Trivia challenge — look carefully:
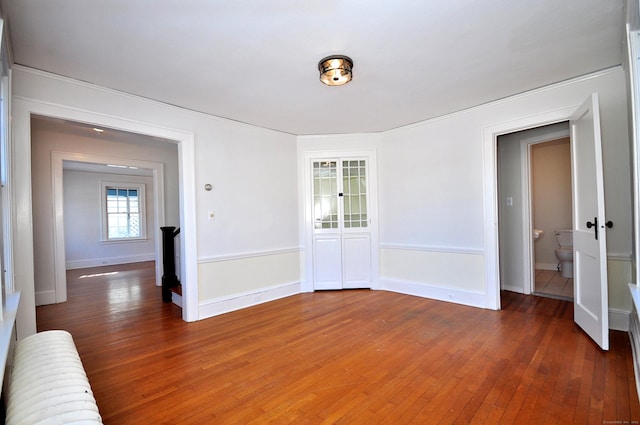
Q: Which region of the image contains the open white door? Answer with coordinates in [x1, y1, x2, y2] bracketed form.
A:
[570, 93, 609, 350]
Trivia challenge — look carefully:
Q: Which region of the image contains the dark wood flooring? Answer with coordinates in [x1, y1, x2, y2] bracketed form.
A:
[36, 262, 640, 424]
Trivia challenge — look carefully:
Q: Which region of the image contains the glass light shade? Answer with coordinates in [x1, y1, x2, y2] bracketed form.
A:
[318, 55, 353, 86]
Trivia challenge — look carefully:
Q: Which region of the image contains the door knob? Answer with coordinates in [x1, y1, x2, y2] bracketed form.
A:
[605, 220, 613, 228]
[586, 217, 598, 240]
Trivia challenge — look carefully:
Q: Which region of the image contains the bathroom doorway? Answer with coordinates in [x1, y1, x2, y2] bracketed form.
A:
[530, 137, 573, 300]
[497, 122, 573, 300]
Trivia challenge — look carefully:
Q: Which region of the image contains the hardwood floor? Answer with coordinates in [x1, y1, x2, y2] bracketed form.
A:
[37, 262, 640, 424]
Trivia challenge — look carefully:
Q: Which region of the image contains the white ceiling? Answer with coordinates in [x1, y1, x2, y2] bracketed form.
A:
[63, 160, 153, 177]
[0, 0, 625, 135]
[32, 115, 165, 176]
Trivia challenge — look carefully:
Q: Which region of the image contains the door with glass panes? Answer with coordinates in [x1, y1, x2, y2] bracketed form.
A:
[312, 159, 371, 290]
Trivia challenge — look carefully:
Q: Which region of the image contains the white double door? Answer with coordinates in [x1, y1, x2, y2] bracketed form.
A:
[311, 158, 373, 290]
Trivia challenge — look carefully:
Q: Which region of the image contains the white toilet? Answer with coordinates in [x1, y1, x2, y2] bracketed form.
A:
[554, 229, 573, 278]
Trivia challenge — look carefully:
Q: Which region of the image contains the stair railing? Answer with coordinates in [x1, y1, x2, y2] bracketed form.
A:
[160, 226, 180, 303]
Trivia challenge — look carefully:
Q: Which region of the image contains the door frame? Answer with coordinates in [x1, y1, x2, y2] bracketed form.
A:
[302, 150, 379, 292]
[519, 127, 570, 295]
[483, 106, 578, 310]
[12, 97, 198, 338]
[50, 151, 166, 303]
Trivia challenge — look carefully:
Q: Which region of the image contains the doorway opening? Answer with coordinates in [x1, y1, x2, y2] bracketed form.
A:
[497, 121, 572, 300]
[486, 94, 609, 349]
[30, 115, 181, 311]
[530, 137, 573, 300]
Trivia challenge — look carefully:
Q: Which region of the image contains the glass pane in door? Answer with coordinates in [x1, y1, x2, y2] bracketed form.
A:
[343, 160, 367, 228]
[313, 161, 338, 229]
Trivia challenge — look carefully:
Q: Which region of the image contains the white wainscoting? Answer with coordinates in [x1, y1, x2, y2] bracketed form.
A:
[501, 283, 525, 294]
[197, 247, 302, 320]
[535, 263, 559, 271]
[35, 290, 56, 306]
[379, 244, 486, 309]
[607, 255, 633, 331]
[381, 278, 486, 308]
[610, 308, 631, 331]
[198, 281, 301, 320]
[379, 243, 484, 256]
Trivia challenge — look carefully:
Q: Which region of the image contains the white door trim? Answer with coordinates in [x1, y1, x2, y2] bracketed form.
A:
[12, 97, 198, 337]
[51, 151, 166, 303]
[302, 150, 379, 292]
[483, 106, 578, 310]
[629, 30, 640, 280]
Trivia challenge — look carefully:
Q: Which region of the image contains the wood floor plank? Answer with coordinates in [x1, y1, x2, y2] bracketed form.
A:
[35, 262, 640, 424]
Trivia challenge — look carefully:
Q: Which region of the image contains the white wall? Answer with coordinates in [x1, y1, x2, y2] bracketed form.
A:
[63, 170, 155, 269]
[196, 120, 302, 307]
[497, 134, 524, 292]
[12, 67, 300, 337]
[9, 64, 633, 338]
[299, 67, 633, 315]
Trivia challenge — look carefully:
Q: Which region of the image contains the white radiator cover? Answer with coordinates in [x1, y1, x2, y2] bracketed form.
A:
[630, 305, 640, 402]
[5, 330, 102, 424]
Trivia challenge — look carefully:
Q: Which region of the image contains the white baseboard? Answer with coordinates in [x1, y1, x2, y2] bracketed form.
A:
[172, 292, 182, 308]
[199, 282, 301, 320]
[501, 284, 524, 294]
[609, 308, 630, 331]
[535, 263, 559, 271]
[66, 253, 155, 270]
[380, 278, 486, 309]
[35, 290, 56, 306]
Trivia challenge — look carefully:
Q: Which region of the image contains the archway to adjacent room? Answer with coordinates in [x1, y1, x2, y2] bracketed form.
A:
[12, 97, 198, 337]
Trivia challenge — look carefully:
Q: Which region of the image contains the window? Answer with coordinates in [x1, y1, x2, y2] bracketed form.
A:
[102, 182, 146, 241]
[342, 160, 367, 229]
[313, 161, 338, 229]
[312, 159, 368, 230]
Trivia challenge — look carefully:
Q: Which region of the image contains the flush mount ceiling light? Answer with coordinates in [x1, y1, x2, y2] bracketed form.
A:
[318, 55, 353, 86]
